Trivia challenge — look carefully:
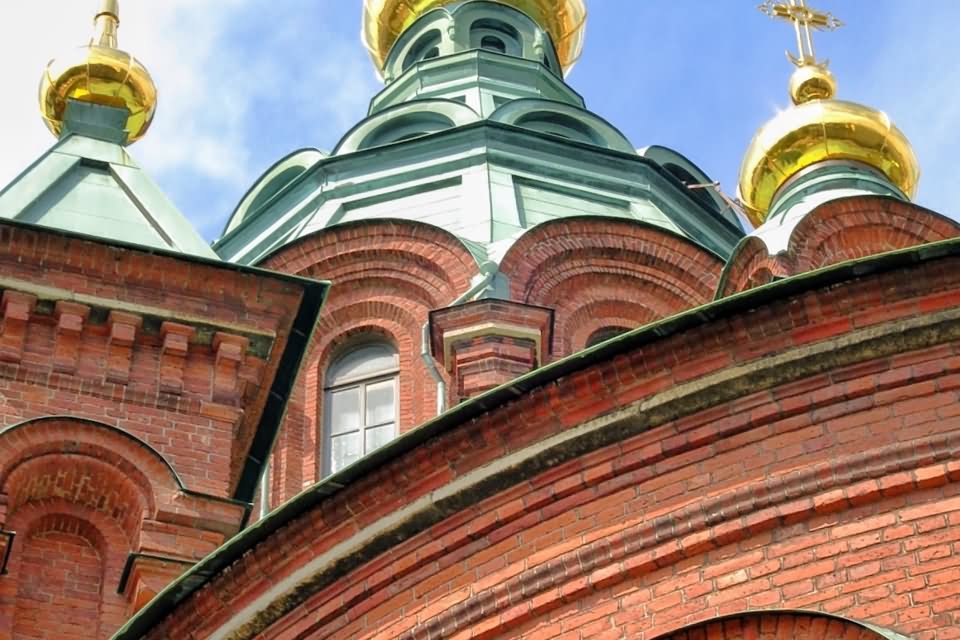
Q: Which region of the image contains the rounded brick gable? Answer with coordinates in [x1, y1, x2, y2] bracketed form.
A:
[720, 197, 960, 297]
[499, 218, 724, 357]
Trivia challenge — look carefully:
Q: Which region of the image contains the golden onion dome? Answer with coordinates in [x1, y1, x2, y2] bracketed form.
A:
[39, 0, 157, 145]
[738, 64, 919, 227]
[740, 0, 920, 228]
[362, 0, 587, 75]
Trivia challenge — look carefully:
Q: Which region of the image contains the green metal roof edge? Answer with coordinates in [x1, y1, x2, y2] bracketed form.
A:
[112, 235, 959, 640]
[0, 216, 329, 505]
[220, 147, 328, 238]
[0, 135, 77, 202]
[213, 120, 744, 251]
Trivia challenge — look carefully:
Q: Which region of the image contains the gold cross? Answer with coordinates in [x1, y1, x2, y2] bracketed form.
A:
[759, 0, 843, 67]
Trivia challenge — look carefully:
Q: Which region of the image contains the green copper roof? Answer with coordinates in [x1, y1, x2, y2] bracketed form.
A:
[0, 102, 217, 259]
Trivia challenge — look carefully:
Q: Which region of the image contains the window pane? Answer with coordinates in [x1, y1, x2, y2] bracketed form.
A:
[365, 379, 395, 426]
[330, 432, 362, 473]
[328, 344, 397, 385]
[365, 424, 395, 454]
[329, 388, 360, 435]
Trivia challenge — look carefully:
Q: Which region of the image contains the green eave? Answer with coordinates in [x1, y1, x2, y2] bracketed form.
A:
[113, 235, 960, 640]
[214, 121, 744, 264]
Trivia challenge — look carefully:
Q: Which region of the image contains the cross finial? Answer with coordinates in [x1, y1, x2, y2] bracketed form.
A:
[94, 0, 120, 49]
[759, 0, 843, 67]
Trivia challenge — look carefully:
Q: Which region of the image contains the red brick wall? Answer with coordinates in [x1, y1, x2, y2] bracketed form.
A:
[260, 221, 479, 502]
[12, 517, 104, 640]
[721, 196, 960, 296]
[145, 241, 960, 640]
[656, 611, 884, 640]
[259, 218, 727, 505]
[498, 218, 723, 356]
[0, 222, 308, 638]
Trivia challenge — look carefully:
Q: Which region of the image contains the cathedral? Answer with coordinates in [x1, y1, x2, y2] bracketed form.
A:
[0, 0, 958, 638]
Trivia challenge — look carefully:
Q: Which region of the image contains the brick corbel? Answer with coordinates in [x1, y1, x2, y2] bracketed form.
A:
[107, 311, 143, 384]
[212, 332, 249, 403]
[53, 301, 91, 373]
[0, 290, 37, 363]
[119, 552, 195, 615]
[159, 322, 195, 394]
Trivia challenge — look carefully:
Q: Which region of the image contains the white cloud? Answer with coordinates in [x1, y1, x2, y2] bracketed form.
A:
[1, 1, 248, 186]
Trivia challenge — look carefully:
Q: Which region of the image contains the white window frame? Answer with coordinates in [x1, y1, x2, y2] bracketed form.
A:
[322, 343, 400, 476]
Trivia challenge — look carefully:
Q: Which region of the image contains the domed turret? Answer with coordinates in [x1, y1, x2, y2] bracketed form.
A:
[362, 0, 586, 77]
[39, 0, 157, 145]
[738, 0, 919, 227]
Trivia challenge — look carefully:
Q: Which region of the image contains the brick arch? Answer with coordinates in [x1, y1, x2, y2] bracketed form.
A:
[259, 219, 479, 300]
[3, 455, 148, 543]
[718, 236, 794, 298]
[260, 221, 477, 504]
[652, 611, 899, 640]
[270, 303, 440, 501]
[789, 197, 960, 273]
[565, 300, 656, 354]
[0, 417, 184, 524]
[499, 218, 723, 354]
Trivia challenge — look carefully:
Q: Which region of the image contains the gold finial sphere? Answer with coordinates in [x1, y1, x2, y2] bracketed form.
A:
[788, 64, 836, 104]
[38, 1, 157, 144]
[362, 0, 587, 76]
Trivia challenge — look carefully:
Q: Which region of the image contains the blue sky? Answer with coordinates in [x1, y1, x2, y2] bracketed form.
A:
[2, 1, 959, 241]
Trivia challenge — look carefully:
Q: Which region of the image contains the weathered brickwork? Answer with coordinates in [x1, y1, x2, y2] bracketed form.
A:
[655, 611, 890, 640]
[260, 220, 479, 502]
[140, 234, 960, 640]
[498, 218, 723, 356]
[262, 217, 727, 505]
[720, 197, 960, 296]
[0, 222, 320, 638]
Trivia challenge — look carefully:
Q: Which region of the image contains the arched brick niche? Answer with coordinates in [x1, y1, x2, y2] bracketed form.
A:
[499, 218, 724, 356]
[652, 611, 900, 640]
[5, 506, 129, 640]
[0, 417, 237, 636]
[134, 240, 960, 640]
[720, 197, 960, 297]
[259, 220, 480, 499]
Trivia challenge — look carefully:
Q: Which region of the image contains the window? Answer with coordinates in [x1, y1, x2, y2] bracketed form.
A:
[586, 327, 630, 348]
[402, 29, 442, 71]
[480, 35, 507, 53]
[324, 342, 399, 474]
[470, 19, 521, 56]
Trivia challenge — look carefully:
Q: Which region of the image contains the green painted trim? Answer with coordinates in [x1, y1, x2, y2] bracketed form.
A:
[214, 121, 744, 260]
[112, 235, 960, 640]
[117, 553, 196, 595]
